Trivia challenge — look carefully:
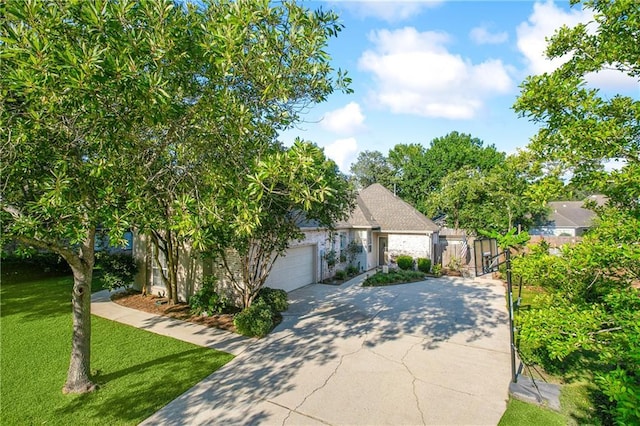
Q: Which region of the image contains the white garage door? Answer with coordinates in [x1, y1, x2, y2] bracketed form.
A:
[265, 245, 315, 292]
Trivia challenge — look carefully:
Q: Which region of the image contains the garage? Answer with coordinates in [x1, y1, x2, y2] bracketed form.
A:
[264, 245, 316, 292]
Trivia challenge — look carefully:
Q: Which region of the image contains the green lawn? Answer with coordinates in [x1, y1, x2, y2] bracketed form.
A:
[0, 271, 233, 425]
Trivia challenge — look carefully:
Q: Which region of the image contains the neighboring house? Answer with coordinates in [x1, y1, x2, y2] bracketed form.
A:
[530, 195, 604, 237]
[132, 183, 439, 301]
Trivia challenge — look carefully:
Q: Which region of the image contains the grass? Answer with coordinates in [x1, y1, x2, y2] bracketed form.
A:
[0, 268, 234, 425]
[499, 380, 601, 426]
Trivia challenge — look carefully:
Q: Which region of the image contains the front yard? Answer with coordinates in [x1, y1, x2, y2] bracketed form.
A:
[0, 270, 233, 425]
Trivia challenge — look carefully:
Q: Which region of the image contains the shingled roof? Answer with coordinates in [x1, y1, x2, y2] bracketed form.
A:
[345, 184, 439, 233]
[545, 201, 597, 228]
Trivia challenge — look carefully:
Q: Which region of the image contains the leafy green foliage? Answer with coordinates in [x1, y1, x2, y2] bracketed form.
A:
[513, 208, 640, 424]
[417, 258, 431, 273]
[256, 287, 288, 313]
[362, 270, 425, 287]
[189, 276, 230, 316]
[97, 253, 138, 292]
[349, 150, 395, 190]
[233, 299, 275, 338]
[514, 0, 640, 214]
[334, 270, 347, 280]
[396, 255, 414, 270]
[425, 152, 549, 234]
[205, 141, 355, 308]
[346, 265, 359, 276]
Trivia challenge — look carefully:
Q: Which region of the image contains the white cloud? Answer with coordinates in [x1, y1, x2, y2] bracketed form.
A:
[321, 102, 365, 134]
[324, 138, 358, 173]
[469, 25, 508, 45]
[516, 1, 638, 90]
[340, 1, 442, 23]
[358, 27, 513, 119]
[516, 1, 591, 75]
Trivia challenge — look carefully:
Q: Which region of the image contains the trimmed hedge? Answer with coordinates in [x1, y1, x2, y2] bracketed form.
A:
[396, 255, 414, 270]
[256, 287, 288, 312]
[233, 299, 274, 337]
[417, 258, 432, 273]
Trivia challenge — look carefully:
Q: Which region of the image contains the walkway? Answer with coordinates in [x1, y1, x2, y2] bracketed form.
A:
[93, 274, 511, 425]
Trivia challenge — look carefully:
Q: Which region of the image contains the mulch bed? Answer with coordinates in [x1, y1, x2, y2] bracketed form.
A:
[111, 290, 238, 333]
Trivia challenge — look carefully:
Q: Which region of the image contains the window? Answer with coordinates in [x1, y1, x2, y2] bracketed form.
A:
[339, 232, 347, 250]
[152, 244, 167, 288]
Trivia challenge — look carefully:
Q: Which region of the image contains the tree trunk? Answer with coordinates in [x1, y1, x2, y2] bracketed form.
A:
[62, 230, 97, 394]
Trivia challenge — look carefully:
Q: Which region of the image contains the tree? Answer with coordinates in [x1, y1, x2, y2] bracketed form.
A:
[387, 143, 426, 205]
[513, 0, 639, 213]
[349, 150, 394, 190]
[421, 131, 505, 194]
[512, 1, 640, 421]
[131, 0, 351, 304]
[202, 141, 354, 308]
[423, 152, 549, 234]
[1, 0, 193, 393]
[1, 0, 350, 393]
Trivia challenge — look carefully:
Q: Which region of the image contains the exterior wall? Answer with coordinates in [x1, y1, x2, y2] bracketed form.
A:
[387, 233, 432, 260]
[134, 229, 333, 302]
[131, 231, 206, 302]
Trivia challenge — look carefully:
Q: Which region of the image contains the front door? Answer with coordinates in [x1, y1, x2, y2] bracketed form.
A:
[378, 236, 388, 266]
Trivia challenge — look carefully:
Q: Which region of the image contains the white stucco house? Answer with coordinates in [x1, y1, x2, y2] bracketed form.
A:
[133, 183, 440, 300]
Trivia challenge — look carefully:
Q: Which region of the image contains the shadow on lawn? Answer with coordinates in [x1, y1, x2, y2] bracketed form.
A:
[0, 275, 74, 320]
[142, 275, 509, 425]
[56, 348, 231, 424]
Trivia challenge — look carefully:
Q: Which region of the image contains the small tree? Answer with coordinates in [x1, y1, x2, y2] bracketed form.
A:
[204, 142, 355, 308]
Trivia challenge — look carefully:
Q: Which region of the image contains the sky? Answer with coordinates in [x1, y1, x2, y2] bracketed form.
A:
[279, 0, 639, 173]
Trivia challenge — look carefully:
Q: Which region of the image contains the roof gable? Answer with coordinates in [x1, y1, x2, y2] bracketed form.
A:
[346, 184, 439, 232]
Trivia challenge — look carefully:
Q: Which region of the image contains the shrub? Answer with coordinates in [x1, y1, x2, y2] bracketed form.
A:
[98, 253, 138, 291]
[447, 256, 462, 272]
[346, 265, 359, 276]
[334, 269, 346, 280]
[362, 270, 425, 287]
[233, 299, 274, 337]
[396, 255, 413, 270]
[189, 276, 229, 315]
[432, 264, 442, 277]
[256, 287, 288, 312]
[417, 258, 431, 273]
[339, 253, 347, 263]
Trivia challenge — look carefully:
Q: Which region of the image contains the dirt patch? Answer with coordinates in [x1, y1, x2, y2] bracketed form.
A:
[111, 290, 238, 333]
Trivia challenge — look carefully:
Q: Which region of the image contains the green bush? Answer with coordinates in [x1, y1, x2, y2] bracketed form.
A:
[189, 276, 229, 315]
[98, 253, 138, 291]
[334, 269, 346, 280]
[432, 264, 442, 277]
[362, 270, 425, 287]
[396, 255, 414, 270]
[346, 265, 359, 276]
[256, 287, 288, 312]
[417, 258, 431, 273]
[233, 299, 274, 337]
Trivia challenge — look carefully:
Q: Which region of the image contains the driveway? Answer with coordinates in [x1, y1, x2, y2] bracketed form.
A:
[142, 275, 511, 425]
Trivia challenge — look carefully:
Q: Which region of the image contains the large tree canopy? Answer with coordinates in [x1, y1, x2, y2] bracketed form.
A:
[512, 1, 639, 422]
[514, 0, 639, 213]
[1, 0, 350, 393]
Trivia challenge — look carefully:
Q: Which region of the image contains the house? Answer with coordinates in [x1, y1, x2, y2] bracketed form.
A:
[132, 183, 439, 301]
[529, 195, 604, 237]
[338, 183, 439, 270]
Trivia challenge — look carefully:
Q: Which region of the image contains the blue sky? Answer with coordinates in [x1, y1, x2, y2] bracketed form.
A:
[280, 0, 639, 172]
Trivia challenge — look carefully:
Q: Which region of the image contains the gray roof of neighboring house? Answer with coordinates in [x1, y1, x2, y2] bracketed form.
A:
[344, 183, 439, 232]
[544, 200, 598, 229]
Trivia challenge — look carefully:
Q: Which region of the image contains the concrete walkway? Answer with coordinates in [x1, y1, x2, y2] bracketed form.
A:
[93, 274, 511, 425]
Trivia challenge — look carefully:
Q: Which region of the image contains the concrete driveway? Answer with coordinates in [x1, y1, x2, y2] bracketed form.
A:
[142, 275, 511, 425]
